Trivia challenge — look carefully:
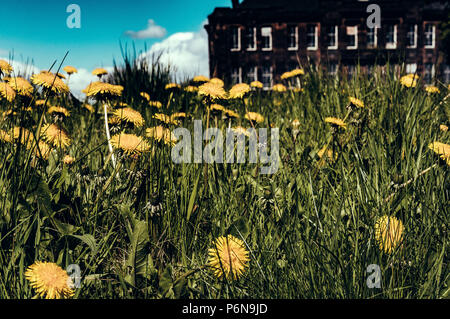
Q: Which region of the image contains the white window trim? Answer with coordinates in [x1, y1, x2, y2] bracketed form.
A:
[248, 66, 258, 82]
[386, 25, 397, 49]
[231, 67, 242, 84]
[261, 26, 273, 51]
[346, 26, 358, 50]
[424, 24, 435, 49]
[307, 25, 318, 51]
[262, 66, 273, 90]
[328, 25, 338, 50]
[246, 27, 257, 51]
[406, 63, 417, 74]
[424, 64, 435, 83]
[288, 26, 299, 51]
[367, 26, 378, 48]
[406, 24, 417, 49]
[230, 27, 241, 52]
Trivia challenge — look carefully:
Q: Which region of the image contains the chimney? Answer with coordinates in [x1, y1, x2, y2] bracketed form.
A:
[232, 0, 239, 9]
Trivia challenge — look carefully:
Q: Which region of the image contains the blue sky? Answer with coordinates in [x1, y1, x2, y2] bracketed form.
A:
[0, 0, 230, 71]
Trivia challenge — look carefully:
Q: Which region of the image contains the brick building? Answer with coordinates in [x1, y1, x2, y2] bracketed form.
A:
[205, 0, 450, 88]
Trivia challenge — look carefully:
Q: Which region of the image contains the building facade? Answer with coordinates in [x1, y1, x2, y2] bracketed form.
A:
[205, 0, 449, 88]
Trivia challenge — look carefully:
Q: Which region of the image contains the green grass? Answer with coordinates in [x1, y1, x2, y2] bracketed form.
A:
[0, 57, 448, 299]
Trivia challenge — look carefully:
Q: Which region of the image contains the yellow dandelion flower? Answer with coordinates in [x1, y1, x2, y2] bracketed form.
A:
[0, 129, 12, 143]
[425, 86, 440, 94]
[209, 78, 225, 87]
[171, 112, 186, 119]
[83, 103, 95, 113]
[440, 124, 448, 132]
[428, 141, 450, 165]
[25, 261, 74, 299]
[13, 127, 32, 145]
[41, 124, 71, 148]
[272, 83, 287, 92]
[110, 133, 150, 156]
[244, 112, 264, 123]
[208, 234, 250, 280]
[63, 155, 75, 165]
[184, 85, 198, 92]
[153, 113, 180, 125]
[0, 59, 13, 75]
[146, 126, 178, 146]
[400, 74, 418, 88]
[92, 68, 108, 76]
[317, 145, 338, 162]
[250, 81, 263, 89]
[281, 71, 293, 80]
[56, 73, 66, 79]
[113, 107, 145, 127]
[165, 83, 181, 90]
[31, 72, 69, 94]
[149, 100, 163, 108]
[290, 68, 305, 77]
[223, 108, 239, 119]
[198, 82, 227, 100]
[0, 82, 16, 102]
[140, 92, 151, 101]
[210, 103, 226, 113]
[82, 81, 123, 98]
[35, 99, 47, 106]
[48, 106, 70, 117]
[7, 77, 34, 96]
[349, 97, 364, 108]
[33, 141, 52, 160]
[63, 66, 78, 75]
[229, 83, 251, 99]
[193, 75, 209, 83]
[231, 126, 251, 137]
[324, 117, 346, 129]
[374, 215, 404, 254]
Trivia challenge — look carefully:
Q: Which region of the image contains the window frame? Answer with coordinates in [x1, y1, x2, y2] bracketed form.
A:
[261, 65, 273, 90]
[406, 24, 417, 49]
[247, 66, 258, 83]
[246, 27, 257, 51]
[230, 26, 241, 51]
[306, 24, 318, 51]
[231, 67, 242, 84]
[346, 25, 358, 50]
[261, 26, 273, 51]
[367, 26, 378, 48]
[327, 25, 338, 50]
[287, 25, 299, 51]
[424, 23, 435, 49]
[385, 24, 397, 49]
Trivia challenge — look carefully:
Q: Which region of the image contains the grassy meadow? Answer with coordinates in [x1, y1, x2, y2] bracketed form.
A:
[0, 55, 448, 299]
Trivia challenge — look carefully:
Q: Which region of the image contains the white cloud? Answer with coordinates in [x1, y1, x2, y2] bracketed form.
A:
[125, 19, 167, 39]
[139, 23, 209, 81]
[0, 57, 40, 77]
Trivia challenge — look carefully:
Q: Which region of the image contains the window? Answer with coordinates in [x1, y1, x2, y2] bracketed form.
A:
[262, 66, 273, 89]
[385, 24, 397, 49]
[231, 67, 242, 84]
[327, 26, 338, 49]
[367, 26, 377, 48]
[288, 26, 298, 50]
[306, 24, 318, 50]
[424, 23, 435, 48]
[246, 66, 257, 83]
[424, 63, 434, 84]
[346, 26, 358, 49]
[230, 26, 241, 51]
[261, 27, 272, 51]
[246, 27, 256, 51]
[406, 24, 417, 48]
[443, 65, 450, 83]
[406, 63, 417, 74]
[328, 63, 338, 76]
